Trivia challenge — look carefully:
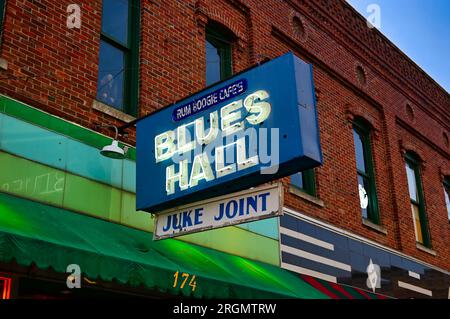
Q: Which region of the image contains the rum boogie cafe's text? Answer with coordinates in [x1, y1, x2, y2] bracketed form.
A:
[172, 79, 248, 122]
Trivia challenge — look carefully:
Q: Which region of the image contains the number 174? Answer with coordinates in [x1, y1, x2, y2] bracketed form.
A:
[173, 271, 197, 292]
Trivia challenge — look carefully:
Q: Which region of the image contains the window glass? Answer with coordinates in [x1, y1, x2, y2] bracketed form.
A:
[96, 40, 125, 110]
[96, 0, 139, 115]
[101, 0, 129, 45]
[404, 154, 430, 247]
[353, 129, 366, 173]
[444, 182, 450, 220]
[292, 172, 304, 189]
[0, 0, 5, 30]
[206, 39, 221, 86]
[405, 162, 418, 202]
[358, 174, 369, 219]
[411, 203, 423, 243]
[291, 169, 316, 196]
[352, 123, 379, 223]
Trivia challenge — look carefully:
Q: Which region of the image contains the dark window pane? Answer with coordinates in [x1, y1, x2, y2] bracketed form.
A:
[358, 174, 369, 219]
[353, 129, 366, 173]
[102, 0, 129, 45]
[97, 40, 125, 110]
[0, 0, 5, 28]
[405, 161, 418, 202]
[206, 39, 221, 86]
[292, 172, 304, 189]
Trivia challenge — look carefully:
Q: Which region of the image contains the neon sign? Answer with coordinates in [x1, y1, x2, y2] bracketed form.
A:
[155, 90, 271, 195]
[137, 52, 322, 213]
[0, 276, 12, 299]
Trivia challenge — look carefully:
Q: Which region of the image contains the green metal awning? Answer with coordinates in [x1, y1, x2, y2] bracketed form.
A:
[0, 192, 327, 299]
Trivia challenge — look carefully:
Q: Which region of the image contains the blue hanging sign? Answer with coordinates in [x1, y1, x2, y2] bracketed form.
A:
[136, 52, 322, 213]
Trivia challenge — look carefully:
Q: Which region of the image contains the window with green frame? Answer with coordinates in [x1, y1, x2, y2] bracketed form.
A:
[444, 177, 450, 222]
[291, 169, 316, 196]
[205, 22, 233, 86]
[352, 119, 380, 224]
[404, 152, 430, 247]
[0, 0, 5, 31]
[96, 0, 140, 116]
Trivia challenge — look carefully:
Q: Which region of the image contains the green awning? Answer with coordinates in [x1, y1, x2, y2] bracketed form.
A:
[0, 192, 327, 299]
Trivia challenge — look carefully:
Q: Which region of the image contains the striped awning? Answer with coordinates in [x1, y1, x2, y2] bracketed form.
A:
[300, 274, 387, 299]
[0, 191, 328, 299]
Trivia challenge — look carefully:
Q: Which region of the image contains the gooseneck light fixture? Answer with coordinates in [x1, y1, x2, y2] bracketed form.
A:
[97, 125, 128, 159]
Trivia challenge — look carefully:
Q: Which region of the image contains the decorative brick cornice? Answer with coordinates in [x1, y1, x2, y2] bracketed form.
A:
[321, 1, 448, 106]
[271, 26, 383, 113]
[285, 0, 449, 128]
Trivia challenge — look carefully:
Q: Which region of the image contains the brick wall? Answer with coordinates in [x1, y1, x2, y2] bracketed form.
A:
[0, 0, 449, 270]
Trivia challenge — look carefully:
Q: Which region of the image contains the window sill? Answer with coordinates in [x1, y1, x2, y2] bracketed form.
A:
[288, 186, 325, 208]
[92, 100, 136, 123]
[416, 243, 436, 256]
[0, 58, 8, 70]
[362, 218, 387, 235]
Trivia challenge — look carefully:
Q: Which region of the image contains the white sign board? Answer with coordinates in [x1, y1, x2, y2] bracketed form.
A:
[153, 183, 283, 240]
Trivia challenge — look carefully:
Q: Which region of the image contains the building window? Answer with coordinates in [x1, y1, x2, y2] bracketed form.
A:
[404, 152, 430, 247]
[444, 177, 450, 221]
[0, 0, 5, 30]
[96, 0, 140, 116]
[291, 169, 316, 196]
[205, 23, 233, 86]
[352, 120, 379, 224]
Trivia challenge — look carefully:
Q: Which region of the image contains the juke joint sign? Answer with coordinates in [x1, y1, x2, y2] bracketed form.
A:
[136, 52, 323, 213]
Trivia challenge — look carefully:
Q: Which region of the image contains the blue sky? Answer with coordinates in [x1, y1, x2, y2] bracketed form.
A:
[347, 0, 450, 93]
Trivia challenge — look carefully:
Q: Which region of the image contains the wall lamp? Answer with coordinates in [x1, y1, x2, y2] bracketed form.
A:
[96, 125, 128, 159]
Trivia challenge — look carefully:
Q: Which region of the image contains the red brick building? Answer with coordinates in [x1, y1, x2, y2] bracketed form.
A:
[0, 0, 449, 299]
